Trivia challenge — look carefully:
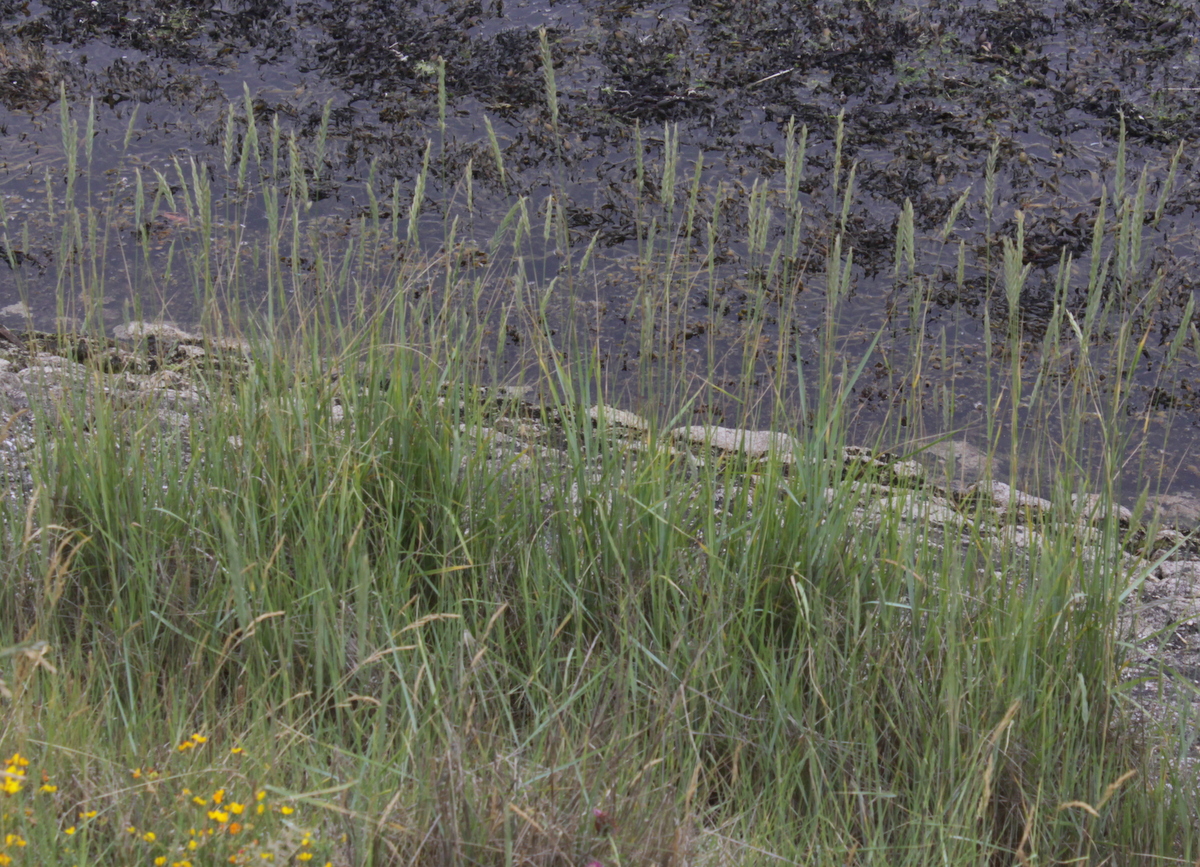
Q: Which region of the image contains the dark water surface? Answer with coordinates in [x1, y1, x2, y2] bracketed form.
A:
[2, 0, 1200, 502]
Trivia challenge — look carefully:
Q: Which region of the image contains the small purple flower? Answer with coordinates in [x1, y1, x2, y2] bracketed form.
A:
[592, 808, 615, 833]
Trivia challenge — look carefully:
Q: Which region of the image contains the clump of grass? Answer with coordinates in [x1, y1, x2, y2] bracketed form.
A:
[0, 83, 1197, 867]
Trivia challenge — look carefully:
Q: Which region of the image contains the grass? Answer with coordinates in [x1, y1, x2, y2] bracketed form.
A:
[0, 84, 1198, 866]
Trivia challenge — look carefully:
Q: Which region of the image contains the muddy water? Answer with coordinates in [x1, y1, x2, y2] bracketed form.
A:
[1, 0, 1200, 505]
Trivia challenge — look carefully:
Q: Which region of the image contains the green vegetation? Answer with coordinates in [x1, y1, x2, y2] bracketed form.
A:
[0, 84, 1197, 866]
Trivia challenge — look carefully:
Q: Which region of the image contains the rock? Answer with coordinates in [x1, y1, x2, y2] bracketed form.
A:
[861, 492, 972, 530]
[486, 385, 536, 400]
[1143, 561, 1200, 625]
[203, 335, 253, 355]
[114, 321, 196, 342]
[669, 425, 798, 462]
[175, 344, 207, 360]
[923, 439, 992, 487]
[992, 524, 1049, 551]
[511, 421, 547, 439]
[0, 371, 28, 409]
[1072, 493, 1134, 527]
[588, 404, 650, 431]
[1155, 560, 1200, 583]
[967, 480, 1053, 519]
[1150, 528, 1189, 556]
[886, 459, 926, 486]
[840, 447, 927, 489]
[17, 354, 89, 385]
[1147, 492, 1200, 531]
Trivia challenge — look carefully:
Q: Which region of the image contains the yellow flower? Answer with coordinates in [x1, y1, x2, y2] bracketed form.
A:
[208, 810, 230, 823]
[230, 747, 244, 755]
[256, 803, 265, 815]
[126, 826, 138, 835]
[143, 831, 157, 842]
[229, 802, 245, 815]
[64, 826, 76, 835]
[212, 789, 225, 804]
[258, 854, 274, 862]
[154, 858, 167, 866]
[0, 852, 11, 866]
[191, 734, 207, 745]
[5, 755, 28, 768]
[192, 796, 208, 806]
[279, 806, 294, 815]
[79, 810, 97, 819]
[187, 839, 199, 850]
[177, 741, 195, 752]
[297, 855, 313, 863]
[131, 768, 143, 779]
[39, 784, 58, 793]
[0, 758, 23, 792]
[4, 834, 26, 847]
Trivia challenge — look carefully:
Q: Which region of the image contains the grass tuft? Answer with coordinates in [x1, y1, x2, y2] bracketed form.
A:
[0, 94, 1197, 866]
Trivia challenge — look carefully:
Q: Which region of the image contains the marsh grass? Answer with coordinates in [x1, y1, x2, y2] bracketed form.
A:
[0, 88, 1197, 867]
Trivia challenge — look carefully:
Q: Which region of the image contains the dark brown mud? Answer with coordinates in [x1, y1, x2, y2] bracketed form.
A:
[1, 0, 1199, 501]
